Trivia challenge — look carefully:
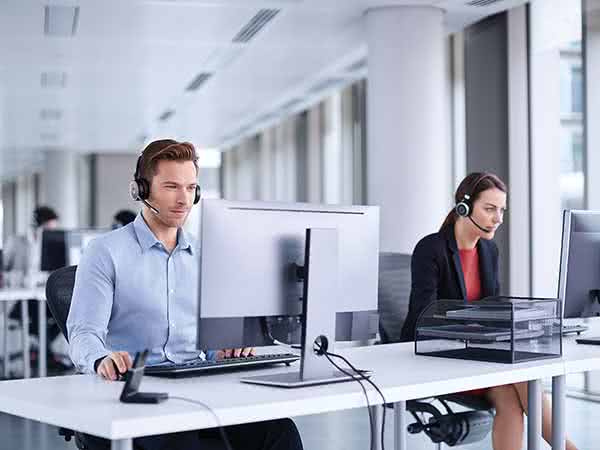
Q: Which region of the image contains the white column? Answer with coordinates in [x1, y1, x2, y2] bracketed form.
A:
[529, 0, 570, 297]
[43, 150, 78, 228]
[306, 105, 323, 203]
[507, 6, 532, 296]
[365, 6, 450, 253]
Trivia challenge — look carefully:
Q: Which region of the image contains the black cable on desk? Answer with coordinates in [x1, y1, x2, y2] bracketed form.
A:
[320, 351, 375, 450]
[324, 350, 388, 450]
[169, 396, 234, 450]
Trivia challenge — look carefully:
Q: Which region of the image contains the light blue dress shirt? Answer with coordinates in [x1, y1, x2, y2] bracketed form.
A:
[67, 213, 205, 374]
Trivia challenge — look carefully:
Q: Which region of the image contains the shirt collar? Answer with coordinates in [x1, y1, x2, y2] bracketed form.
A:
[133, 213, 194, 254]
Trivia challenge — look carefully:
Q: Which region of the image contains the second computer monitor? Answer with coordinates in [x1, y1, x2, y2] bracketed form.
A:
[197, 199, 380, 349]
[558, 210, 600, 318]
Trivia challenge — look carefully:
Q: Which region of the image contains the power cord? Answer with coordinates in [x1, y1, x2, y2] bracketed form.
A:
[315, 340, 387, 450]
[325, 350, 388, 450]
[169, 396, 234, 450]
[320, 350, 375, 450]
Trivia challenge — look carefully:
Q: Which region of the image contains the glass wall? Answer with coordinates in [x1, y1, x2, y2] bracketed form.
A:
[220, 80, 367, 205]
[560, 38, 584, 209]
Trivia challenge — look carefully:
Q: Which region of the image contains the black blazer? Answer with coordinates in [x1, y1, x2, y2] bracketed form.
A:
[399, 224, 500, 342]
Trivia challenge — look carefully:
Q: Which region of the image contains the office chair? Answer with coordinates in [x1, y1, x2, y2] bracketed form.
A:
[378, 253, 494, 448]
[44, 265, 81, 447]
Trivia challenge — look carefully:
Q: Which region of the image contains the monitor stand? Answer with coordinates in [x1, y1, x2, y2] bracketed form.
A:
[242, 228, 370, 388]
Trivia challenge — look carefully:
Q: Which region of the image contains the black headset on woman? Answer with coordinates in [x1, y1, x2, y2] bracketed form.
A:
[454, 173, 493, 233]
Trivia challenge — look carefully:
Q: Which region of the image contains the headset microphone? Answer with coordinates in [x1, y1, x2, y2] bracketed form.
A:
[468, 216, 493, 233]
[141, 199, 160, 215]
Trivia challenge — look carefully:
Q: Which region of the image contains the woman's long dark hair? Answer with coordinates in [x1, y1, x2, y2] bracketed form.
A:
[441, 172, 507, 230]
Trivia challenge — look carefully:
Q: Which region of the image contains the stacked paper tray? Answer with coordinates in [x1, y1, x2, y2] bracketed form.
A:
[444, 306, 554, 322]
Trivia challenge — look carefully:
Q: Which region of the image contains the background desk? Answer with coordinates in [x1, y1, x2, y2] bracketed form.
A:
[0, 287, 47, 379]
[0, 342, 570, 450]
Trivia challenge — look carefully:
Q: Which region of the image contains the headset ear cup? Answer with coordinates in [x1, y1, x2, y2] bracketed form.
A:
[137, 178, 150, 200]
[194, 185, 201, 204]
[455, 201, 470, 217]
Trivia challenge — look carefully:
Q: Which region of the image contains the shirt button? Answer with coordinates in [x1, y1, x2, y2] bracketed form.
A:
[169, 289, 174, 294]
[171, 322, 176, 328]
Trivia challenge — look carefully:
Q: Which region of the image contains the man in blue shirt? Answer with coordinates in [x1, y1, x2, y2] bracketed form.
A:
[67, 139, 303, 450]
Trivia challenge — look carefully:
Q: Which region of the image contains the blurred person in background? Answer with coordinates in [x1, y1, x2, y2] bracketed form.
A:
[4, 206, 72, 373]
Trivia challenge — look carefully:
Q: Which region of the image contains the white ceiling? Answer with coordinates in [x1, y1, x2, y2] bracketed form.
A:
[0, 0, 529, 178]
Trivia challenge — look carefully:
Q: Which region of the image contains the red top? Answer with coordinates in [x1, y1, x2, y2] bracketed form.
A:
[458, 246, 488, 397]
[459, 247, 482, 302]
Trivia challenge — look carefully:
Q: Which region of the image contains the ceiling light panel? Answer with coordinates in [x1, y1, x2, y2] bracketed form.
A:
[466, 0, 504, 6]
[232, 9, 280, 43]
[44, 5, 80, 37]
[159, 110, 175, 121]
[41, 71, 67, 88]
[40, 109, 62, 120]
[186, 72, 213, 92]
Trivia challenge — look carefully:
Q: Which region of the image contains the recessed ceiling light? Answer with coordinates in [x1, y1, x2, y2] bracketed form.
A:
[40, 132, 59, 141]
[40, 109, 62, 120]
[41, 71, 67, 88]
[44, 5, 79, 37]
[159, 110, 175, 122]
[232, 9, 280, 43]
[185, 72, 213, 92]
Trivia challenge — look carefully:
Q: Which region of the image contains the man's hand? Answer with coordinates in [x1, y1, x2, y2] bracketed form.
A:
[217, 348, 256, 359]
[96, 351, 133, 381]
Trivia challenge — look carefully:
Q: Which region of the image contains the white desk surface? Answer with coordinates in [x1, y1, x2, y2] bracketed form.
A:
[0, 342, 567, 441]
[562, 338, 600, 373]
[0, 287, 45, 302]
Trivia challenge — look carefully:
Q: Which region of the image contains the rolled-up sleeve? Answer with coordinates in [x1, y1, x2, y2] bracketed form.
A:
[67, 239, 115, 374]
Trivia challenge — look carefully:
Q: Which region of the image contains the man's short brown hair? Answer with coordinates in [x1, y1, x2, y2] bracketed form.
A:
[139, 139, 199, 183]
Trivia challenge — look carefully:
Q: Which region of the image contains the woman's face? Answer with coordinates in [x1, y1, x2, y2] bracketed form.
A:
[470, 187, 507, 239]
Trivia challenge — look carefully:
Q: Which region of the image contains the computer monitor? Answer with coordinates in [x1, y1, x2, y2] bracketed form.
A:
[197, 199, 380, 387]
[41, 229, 107, 271]
[41, 230, 67, 271]
[558, 210, 600, 318]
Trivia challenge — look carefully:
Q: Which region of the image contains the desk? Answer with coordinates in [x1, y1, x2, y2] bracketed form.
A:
[0, 287, 47, 378]
[0, 342, 569, 450]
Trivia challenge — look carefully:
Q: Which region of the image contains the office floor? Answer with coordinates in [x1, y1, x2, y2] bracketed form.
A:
[0, 384, 597, 450]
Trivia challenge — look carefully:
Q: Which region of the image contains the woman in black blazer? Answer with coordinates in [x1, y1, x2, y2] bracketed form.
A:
[401, 172, 577, 450]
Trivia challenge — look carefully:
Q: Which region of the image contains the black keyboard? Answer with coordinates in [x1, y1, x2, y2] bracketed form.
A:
[144, 353, 300, 378]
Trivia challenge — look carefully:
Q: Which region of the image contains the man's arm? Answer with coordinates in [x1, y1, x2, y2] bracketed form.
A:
[66, 238, 116, 374]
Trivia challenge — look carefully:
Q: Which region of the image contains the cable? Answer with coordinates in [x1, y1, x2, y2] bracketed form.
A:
[320, 350, 375, 450]
[170, 396, 234, 450]
[325, 350, 388, 450]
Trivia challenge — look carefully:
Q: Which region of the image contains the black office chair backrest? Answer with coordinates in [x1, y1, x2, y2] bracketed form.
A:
[378, 252, 412, 344]
[45, 265, 77, 343]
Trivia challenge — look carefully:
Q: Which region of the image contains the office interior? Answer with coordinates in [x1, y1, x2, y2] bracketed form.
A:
[0, 0, 599, 449]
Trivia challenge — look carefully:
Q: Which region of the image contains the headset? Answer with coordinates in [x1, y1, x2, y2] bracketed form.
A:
[129, 152, 201, 215]
[454, 173, 493, 233]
